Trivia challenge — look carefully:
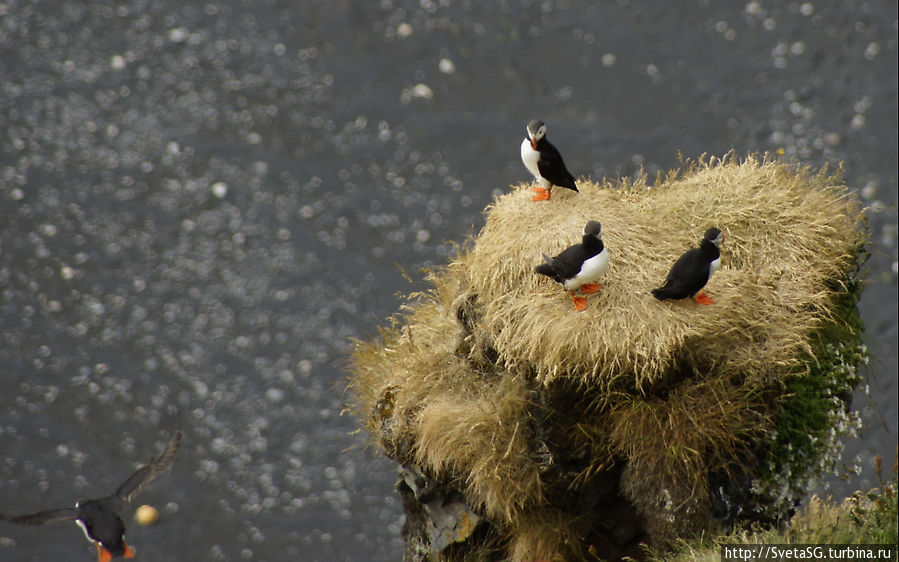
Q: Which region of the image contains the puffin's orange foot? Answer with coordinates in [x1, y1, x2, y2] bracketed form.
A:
[532, 187, 551, 201]
[571, 294, 588, 312]
[580, 283, 603, 294]
[694, 290, 715, 305]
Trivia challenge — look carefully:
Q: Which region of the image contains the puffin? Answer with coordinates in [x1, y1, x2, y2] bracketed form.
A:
[2, 430, 183, 562]
[520, 119, 579, 201]
[535, 220, 609, 311]
[651, 227, 724, 305]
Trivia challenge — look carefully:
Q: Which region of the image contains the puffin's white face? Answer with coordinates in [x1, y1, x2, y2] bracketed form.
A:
[526, 121, 546, 150]
[528, 123, 546, 142]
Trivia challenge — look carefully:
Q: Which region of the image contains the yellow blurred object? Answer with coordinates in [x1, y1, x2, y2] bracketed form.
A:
[134, 504, 159, 526]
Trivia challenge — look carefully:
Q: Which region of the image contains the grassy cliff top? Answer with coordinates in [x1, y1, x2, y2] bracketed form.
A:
[462, 154, 864, 389]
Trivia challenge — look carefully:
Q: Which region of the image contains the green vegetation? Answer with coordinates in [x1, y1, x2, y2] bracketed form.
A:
[751, 247, 868, 523]
[658, 452, 898, 561]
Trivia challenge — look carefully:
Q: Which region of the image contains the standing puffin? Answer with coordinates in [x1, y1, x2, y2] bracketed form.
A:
[2, 430, 183, 562]
[520, 119, 579, 201]
[536, 220, 609, 311]
[651, 227, 724, 305]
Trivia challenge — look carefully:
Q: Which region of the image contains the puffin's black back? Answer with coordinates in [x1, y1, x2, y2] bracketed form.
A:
[651, 240, 720, 300]
[77, 499, 128, 555]
[535, 138, 578, 191]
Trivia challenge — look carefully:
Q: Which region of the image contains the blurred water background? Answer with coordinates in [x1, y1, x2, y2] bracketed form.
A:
[1, 1, 896, 560]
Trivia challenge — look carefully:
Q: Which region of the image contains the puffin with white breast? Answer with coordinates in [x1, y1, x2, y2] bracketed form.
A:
[535, 220, 609, 311]
[1, 431, 183, 562]
[520, 119, 579, 201]
[651, 227, 724, 305]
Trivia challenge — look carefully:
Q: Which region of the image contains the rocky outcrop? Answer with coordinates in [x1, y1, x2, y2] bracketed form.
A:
[349, 155, 867, 560]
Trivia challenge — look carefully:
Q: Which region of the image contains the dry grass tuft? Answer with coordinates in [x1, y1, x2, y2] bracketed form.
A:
[610, 378, 770, 543]
[415, 371, 541, 521]
[506, 509, 585, 562]
[463, 154, 863, 389]
[348, 271, 543, 522]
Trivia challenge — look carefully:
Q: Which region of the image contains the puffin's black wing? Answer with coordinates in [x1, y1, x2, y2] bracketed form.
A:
[549, 244, 590, 280]
[3, 507, 79, 525]
[651, 248, 710, 300]
[536, 142, 578, 191]
[114, 430, 182, 504]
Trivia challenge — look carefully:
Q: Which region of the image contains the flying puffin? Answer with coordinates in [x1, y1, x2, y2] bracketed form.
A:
[651, 227, 724, 305]
[535, 220, 609, 311]
[520, 119, 579, 201]
[2, 430, 183, 562]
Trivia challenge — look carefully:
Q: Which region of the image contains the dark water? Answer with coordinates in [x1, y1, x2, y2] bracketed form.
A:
[1, 1, 895, 560]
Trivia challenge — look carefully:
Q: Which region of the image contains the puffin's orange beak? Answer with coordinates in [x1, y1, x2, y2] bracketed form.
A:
[530, 138, 537, 150]
[124, 542, 136, 558]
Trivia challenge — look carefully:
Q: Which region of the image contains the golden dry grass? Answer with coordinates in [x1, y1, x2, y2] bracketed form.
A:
[506, 509, 584, 562]
[415, 372, 541, 522]
[463, 154, 863, 390]
[349, 272, 543, 522]
[610, 377, 770, 542]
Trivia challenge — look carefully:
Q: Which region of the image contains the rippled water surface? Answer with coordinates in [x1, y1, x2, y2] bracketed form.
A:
[1, 1, 896, 560]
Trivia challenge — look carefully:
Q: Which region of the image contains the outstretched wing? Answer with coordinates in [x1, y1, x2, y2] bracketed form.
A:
[3, 507, 78, 525]
[114, 430, 183, 504]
